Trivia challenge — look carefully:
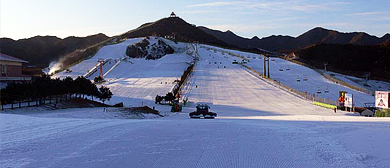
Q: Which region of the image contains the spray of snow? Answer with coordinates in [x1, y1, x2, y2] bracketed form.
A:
[48, 61, 62, 75]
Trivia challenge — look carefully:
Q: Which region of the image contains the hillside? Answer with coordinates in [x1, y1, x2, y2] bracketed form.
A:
[119, 17, 228, 47]
[200, 26, 389, 52]
[293, 42, 390, 81]
[0, 33, 109, 68]
[198, 26, 254, 48]
[47, 17, 230, 73]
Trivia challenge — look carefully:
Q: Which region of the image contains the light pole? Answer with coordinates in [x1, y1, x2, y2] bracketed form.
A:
[323, 62, 328, 71]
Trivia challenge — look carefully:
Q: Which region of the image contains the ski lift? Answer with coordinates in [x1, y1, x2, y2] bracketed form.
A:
[296, 77, 301, 82]
[317, 87, 322, 94]
[303, 77, 308, 81]
[286, 66, 290, 70]
[279, 68, 283, 71]
[324, 86, 329, 93]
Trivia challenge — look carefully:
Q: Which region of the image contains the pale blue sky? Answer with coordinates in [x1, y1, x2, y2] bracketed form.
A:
[1, 0, 389, 40]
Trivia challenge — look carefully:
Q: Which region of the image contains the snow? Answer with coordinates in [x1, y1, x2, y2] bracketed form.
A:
[54, 38, 143, 79]
[203, 46, 376, 107]
[54, 37, 193, 109]
[2, 39, 390, 168]
[102, 51, 192, 107]
[323, 71, 390, 92]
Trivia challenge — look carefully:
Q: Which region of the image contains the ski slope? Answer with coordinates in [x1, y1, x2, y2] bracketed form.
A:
[203, 46, 375, 107]
[103, 51, 192, 107]
[322, 71, 390, 92]
[54, 37, 193, 107]
[184, 47, 341, 117]
[2, 38, 390, 168]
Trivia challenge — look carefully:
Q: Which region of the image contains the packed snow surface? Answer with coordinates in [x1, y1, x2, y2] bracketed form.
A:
[204, 46, 376, 107]
[2, 40, 390, 168]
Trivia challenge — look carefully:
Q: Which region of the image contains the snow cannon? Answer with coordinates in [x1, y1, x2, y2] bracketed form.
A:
[189, 104, 217, 119]
[171, 100, 182, 112]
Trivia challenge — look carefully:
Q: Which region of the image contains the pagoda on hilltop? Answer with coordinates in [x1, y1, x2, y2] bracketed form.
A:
[170, 12, 177, 17]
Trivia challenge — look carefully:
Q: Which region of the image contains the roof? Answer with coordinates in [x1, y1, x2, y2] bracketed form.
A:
[0, 53, 28, 63]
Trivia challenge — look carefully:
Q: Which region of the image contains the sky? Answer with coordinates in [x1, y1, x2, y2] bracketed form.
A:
[1, 0, 389, 40]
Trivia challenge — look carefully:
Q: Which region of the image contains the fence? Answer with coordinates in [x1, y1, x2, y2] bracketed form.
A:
[242, 64, 338, 107]
[173, 64, 195, 98]
[173, 46, 199, 103]
[0, 94, 78, 110]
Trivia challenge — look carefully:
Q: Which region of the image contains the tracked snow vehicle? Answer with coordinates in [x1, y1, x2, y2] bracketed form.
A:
[189, 104, 217, 119]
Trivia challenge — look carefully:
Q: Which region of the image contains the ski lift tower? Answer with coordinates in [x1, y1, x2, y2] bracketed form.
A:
[98, 58, 104, 79]
[264, 56, 270, 78]
[194, 41, 200, 61]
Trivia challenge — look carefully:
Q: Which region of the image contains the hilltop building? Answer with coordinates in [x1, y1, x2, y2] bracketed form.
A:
[170, 12, 177, 17]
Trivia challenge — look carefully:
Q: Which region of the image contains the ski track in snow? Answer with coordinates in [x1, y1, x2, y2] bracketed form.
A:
[1, 40, 390, 168]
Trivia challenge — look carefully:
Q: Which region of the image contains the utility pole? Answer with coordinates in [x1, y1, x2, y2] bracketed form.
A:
[267, 58, 270, 78]
[98, 58, 104, 79]
[323, 62, 328, 71]
[264, 56, 267, 77]
[136, 44, 139, 58]
[364, 72, 370, 85]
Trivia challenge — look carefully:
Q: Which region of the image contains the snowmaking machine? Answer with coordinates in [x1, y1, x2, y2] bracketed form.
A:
[189, 104, 217, 119]
[171, 100, 182, 112]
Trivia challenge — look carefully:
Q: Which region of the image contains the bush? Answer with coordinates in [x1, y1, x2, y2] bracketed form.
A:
[94, 76, 104, 83]
[375, 109, 390, 117]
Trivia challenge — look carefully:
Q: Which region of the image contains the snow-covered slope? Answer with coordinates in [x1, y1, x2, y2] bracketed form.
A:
[323, 71, 390, 92]
[183, 47, 340, 117]
[54, 37, 193, 108]
[2, 41, 390, 167]
[103, 51, 192, 107]
[55, 38, 143, 79]
[203, 46, 376, 107]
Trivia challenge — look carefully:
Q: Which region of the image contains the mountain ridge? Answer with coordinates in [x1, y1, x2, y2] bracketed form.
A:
[0, 33, 109, 68]
[200, 26, 389, 52]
